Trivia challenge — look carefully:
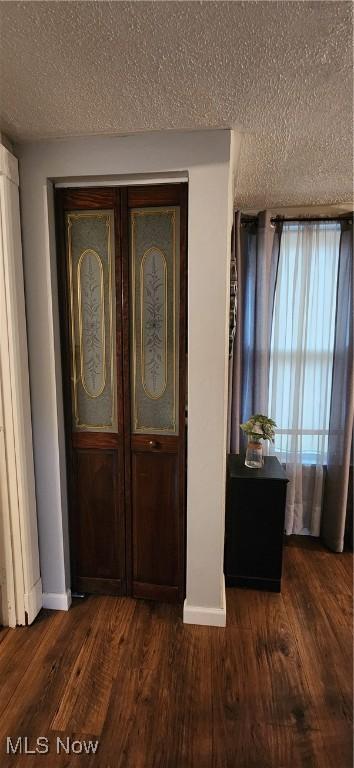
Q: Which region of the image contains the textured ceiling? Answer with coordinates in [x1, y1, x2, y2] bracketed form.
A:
[0, 1, 352, 207]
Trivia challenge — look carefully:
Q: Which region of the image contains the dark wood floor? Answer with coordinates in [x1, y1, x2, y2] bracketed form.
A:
[0, 539, 352, 768]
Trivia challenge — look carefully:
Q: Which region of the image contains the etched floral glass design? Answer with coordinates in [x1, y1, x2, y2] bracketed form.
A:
[141, 247, 167, 399]
[66, 211, 117, 431]
[78, 249, 106, 398]
[130, 207, 180, 435]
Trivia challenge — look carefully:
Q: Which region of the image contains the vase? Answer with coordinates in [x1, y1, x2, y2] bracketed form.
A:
[245, 437, 263, 469]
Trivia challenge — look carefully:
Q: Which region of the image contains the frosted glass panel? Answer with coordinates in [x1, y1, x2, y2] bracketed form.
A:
[66, 210, 117, 431]
[130, 207, 180, 435]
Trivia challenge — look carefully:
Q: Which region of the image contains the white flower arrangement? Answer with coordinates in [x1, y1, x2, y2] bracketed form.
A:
[240, 414, 276, 442]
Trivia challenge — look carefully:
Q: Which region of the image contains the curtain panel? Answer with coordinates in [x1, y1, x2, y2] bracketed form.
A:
[321, 220, 354, 552]
[268, 221, 341, 536]
[229, 211, 282, 453]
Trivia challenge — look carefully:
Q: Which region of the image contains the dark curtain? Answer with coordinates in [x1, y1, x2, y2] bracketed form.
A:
[321, 219, 354, 552]
[229, 211, 282, 453]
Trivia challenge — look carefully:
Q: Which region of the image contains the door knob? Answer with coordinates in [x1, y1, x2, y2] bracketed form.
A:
[148, 440, 159, 450]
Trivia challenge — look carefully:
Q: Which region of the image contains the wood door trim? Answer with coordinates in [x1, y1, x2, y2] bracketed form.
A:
[75, 576, 123, 596]
[113, 188, 127, 593]
[59, 188, 116, 209]
[55, 189, 78, 589]
[72, 433, 119, 449]
[127, 184, 183, 208]
[120, 187, 133, 596]
[132, 581, 179, 602]
[179, 183, 188, 601]
[131, 435, 179, 453]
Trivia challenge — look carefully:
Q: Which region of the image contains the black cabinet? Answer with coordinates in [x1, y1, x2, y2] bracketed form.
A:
[224, 454, 288, 592]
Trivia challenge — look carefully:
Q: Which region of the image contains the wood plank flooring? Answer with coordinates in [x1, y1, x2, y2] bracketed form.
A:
[0, 539, 352, 768]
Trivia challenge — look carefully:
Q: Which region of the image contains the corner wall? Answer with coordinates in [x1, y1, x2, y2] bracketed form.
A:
[17, 129, 238, 624]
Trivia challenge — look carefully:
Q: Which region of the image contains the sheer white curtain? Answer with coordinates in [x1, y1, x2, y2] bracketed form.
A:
[269, 222, 341, 535]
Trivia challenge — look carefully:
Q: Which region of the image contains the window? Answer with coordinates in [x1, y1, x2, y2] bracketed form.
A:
[268, 222, 341, 465]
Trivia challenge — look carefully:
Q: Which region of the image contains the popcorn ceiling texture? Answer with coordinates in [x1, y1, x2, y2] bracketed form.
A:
[0, 1, 352, 207]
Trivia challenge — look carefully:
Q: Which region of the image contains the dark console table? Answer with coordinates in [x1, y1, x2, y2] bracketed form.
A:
[224, 454, 288, 592]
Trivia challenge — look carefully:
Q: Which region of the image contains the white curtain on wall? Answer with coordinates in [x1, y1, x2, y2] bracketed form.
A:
[0, 143, 42, 626]
[268, 221, 341, 535]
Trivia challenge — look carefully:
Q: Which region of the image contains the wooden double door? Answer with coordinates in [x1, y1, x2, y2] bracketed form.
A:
[55, 184, 187, 602]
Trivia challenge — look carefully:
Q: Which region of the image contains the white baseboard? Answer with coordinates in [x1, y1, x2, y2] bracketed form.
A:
[24, 577, 43, 625]
[42, 588, 72, 611]
[183, 579, 226, 627]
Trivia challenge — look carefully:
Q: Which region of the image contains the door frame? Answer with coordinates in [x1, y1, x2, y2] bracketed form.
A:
[19, 130, 234, 626]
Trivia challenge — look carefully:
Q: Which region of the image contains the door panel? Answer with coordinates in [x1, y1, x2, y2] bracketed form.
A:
[127, 186, 187, 602]
[131, 447, 179, 600]
[56, 189, 125, 595]
[73, 449, 122, 595]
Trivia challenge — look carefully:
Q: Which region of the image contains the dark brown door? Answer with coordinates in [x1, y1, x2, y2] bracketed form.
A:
[125, 185, 187, 603]
[56, 184, 187, 602]
[56, 188, 126, 595]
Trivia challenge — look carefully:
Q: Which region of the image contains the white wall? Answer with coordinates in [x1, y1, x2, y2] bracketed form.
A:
[17, 129, 238, 624]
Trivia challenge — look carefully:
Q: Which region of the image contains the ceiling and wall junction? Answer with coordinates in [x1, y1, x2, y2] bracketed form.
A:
[0, 0, 352, 209]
